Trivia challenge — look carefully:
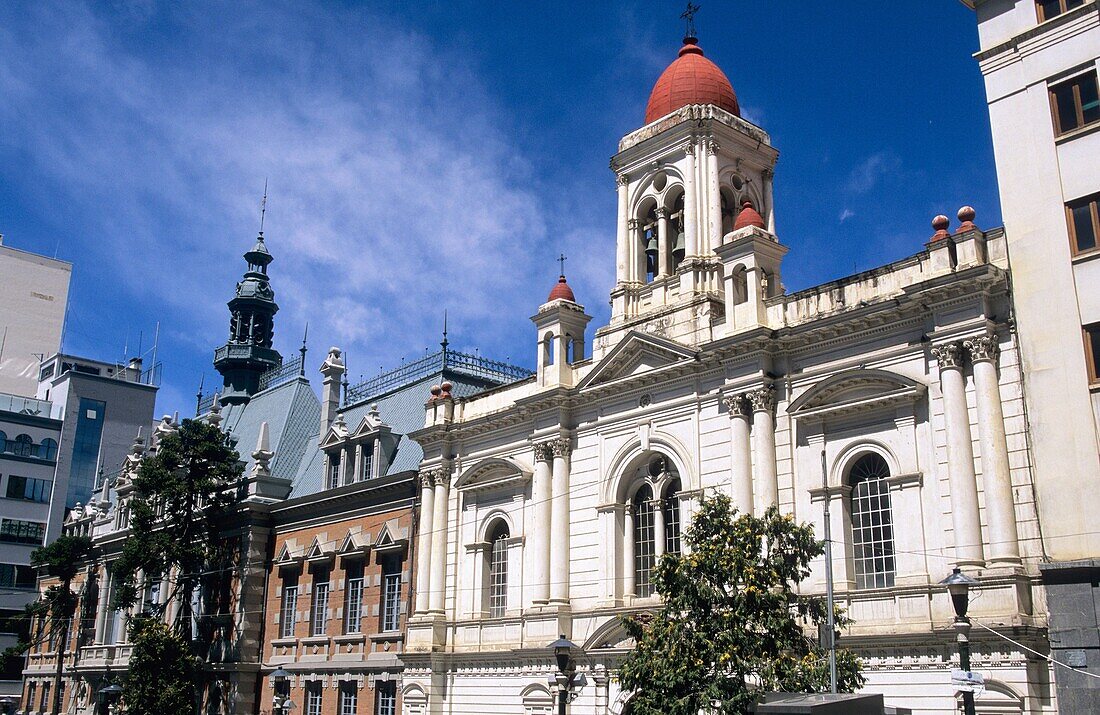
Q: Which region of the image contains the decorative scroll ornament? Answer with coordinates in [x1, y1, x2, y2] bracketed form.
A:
[723, 393, 751, 418]
[747, 384, 776, 414]
[533, 442, 554, 463]
[963, 335, 999, 364]
[932, 342, 964, 370]
[617, 173, 629, 186]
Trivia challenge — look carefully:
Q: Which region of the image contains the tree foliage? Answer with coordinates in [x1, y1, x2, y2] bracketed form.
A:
[123, 618, 201, 715]
[619, 495, 863, 715]
[111, 418, 242, 639]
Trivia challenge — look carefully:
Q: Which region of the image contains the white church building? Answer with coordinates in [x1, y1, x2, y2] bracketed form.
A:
[399, 28, 1057, 715]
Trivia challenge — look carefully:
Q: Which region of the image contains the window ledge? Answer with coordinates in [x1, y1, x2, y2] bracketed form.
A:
[300, 636, 329, 646]
[1070, 248, 1100, 265]
[1055, 119, 1100, 145]
[333, 633, 365, 644]
[270, 637, 298, 647]
[368, 631, 403, 642]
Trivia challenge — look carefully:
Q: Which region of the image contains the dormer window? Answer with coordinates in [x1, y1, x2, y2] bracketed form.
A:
[327, 454, 341, 490]
[360, 446, 374, 481]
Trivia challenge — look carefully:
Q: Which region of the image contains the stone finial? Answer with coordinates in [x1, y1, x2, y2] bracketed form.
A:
[429, 384, 443, 400]
[320, 347, 345, 377]
[251, 421, 274, 478]
[931, 214, 950, 241]
[955, 206, 978, 233]
[440, 381, 453, 398]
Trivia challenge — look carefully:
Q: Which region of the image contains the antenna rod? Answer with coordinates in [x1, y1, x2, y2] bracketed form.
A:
[149, 322, 160, 384]
[822, 449, 838, 694]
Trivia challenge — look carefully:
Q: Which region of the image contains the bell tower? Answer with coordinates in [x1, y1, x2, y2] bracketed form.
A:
[214, 232, 282, 405]
[602, 27, 782, 350]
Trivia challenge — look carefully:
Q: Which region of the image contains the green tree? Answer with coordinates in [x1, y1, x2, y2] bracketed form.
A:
[123, 618, 200, 715]
[619, 494, 863, 715]
[1, 534, 95, 715]
[111, 418, 242, 640]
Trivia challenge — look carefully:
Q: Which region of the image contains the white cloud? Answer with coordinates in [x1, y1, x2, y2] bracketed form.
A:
[845, 151, 901, 195]
[839, 208, 855, 223]
[0, 2, 617, 412]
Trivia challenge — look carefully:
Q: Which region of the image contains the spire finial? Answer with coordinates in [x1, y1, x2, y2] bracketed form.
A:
[195, 374, 205, 415]
[441, 310, 450, 365]
[299, 323, 308, 375]
[558, 253, 567, 278]
[681, 2, 700, 41]
[259, 178, 268, 235]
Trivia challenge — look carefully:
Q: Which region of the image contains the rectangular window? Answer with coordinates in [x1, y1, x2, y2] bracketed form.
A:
[344, 561, 364, 634]
[375, 681, 396, 715]
[1068, 193, 1100, 256]
[41, 681, 51, 711]
[311, 569, 330, 637]
[1037, 0, 1086, 22]
[328, 455, 341, 490]
[306, 683, 323, 715]
[340, 683, 358, 715]
[1085, 324, 1100, 385]
[360, 448, 374, 480]
[0, 519, 46, 545]
[0, 564, 37, 589]
[280, 582, 298, 639]
[1050, 71, 1100, 135]
[26, 682, 35, 710]
[70, 398, 107, 506]
[380, 559, 402, 632]
[5, 475, 52, 503]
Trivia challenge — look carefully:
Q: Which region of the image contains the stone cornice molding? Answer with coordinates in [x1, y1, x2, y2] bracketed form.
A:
[964, 335, 999, 364]
[931, 342, 964, 371]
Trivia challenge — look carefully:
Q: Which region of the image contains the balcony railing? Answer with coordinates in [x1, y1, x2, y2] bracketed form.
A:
[345, 349, 533, 405]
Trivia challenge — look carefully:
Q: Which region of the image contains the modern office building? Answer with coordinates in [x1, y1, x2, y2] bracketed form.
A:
[0, 237, 71, 398]
[963, 1, 1100, 710]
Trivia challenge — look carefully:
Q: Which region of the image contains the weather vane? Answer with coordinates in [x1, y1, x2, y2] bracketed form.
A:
[681, 2, 700, 39]
[558, 253, 567, 276]
[259, 178, 268, 234]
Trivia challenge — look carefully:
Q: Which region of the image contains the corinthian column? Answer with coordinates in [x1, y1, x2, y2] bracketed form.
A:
[528, 443, 553, 606]
[616, 174, 629, 284]
[933, 343, 984, 567]
[549, 439, 572, 605]
[724, 394, 754, 515]
[428, 468, 450, 614]
[706, 139, 721, 251]
[623, 504, 636, 599]
[749, 385, 778, 513]
[683, 142, 698, 257]
[414, 471, 435, 615]
[964, 336, 1021, 565]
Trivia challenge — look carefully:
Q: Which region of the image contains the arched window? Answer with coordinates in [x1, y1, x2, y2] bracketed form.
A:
[633, 485, 657, 598]
[663, 478, 682, 556]
[849, 453, 895, 589]
[12, 435, 32, 457]
[669, 193, 686, 271]
[39, 438, 58, 461]
[543, 333, 555, 367]
[640, 205, 658, 282]
[487, 521, 509, 618]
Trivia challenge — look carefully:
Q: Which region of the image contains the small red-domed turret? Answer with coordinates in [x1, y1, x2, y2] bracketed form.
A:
[548, 275, 576, 302]
[733, 199, 766, 231]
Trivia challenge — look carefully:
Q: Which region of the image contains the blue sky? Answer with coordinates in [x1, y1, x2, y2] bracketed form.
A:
[0, 1, 999, 417]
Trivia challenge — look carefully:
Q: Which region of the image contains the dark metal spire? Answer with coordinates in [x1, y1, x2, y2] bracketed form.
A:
[681, 2, 700, 41]
[299, 323, 308, 375]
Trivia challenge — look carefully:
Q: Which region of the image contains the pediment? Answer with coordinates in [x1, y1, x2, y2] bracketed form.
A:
[306, 534, 334, 561]
[455, 457, 532, 493]
[319, 424, 347, 449]
[351, 409, 390, 439]
[276, 541, 304, 567]
[338, 528, 369, 555]
[577, 331, 698, 390]
[787, 369, 926, 419]
[374, 518, 409, 553]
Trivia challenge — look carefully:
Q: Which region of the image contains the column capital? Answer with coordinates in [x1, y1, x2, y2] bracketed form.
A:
[533, 442, 554, 463]
[932, 342, 965, 370]
[683, 140, 696, 156]
[706, 138, 720, 155]
[550, 438, 572, 458]
[761, 167, 775, 180]
[417, 470, 436, 490]
[655, 207, 669, 219]
[627, 218, 640, 230]
[419, 467, 449, 488]
[723, 393, 751, 418]
[747, 384, 776, 415]
[963, 335, 999, 364]
[616, 173, 630, 187]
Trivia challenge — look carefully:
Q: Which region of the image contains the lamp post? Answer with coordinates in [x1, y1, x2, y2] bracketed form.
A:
[940, 567, 979, 715]
[0, 696, 14, 715]
[548, 634, 587, 715]
[270, 667, 293, 715]
[98, 682, 123, 715]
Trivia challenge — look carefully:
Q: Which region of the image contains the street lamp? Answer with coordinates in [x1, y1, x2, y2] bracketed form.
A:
[940, 567, 979, 715]
[99, 682, 123, 715]
[270, 667, 293, 715]
[0, 695, 14, 715]
[547, 635, 587, 715]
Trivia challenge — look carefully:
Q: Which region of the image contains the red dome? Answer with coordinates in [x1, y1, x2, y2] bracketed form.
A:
[548, 275, 576, 302]
[645, 38, 740, 124]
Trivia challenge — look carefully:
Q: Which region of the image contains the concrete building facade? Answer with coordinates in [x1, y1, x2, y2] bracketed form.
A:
[0, 238, 71, 399]
[964, 1, 1100, 710]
